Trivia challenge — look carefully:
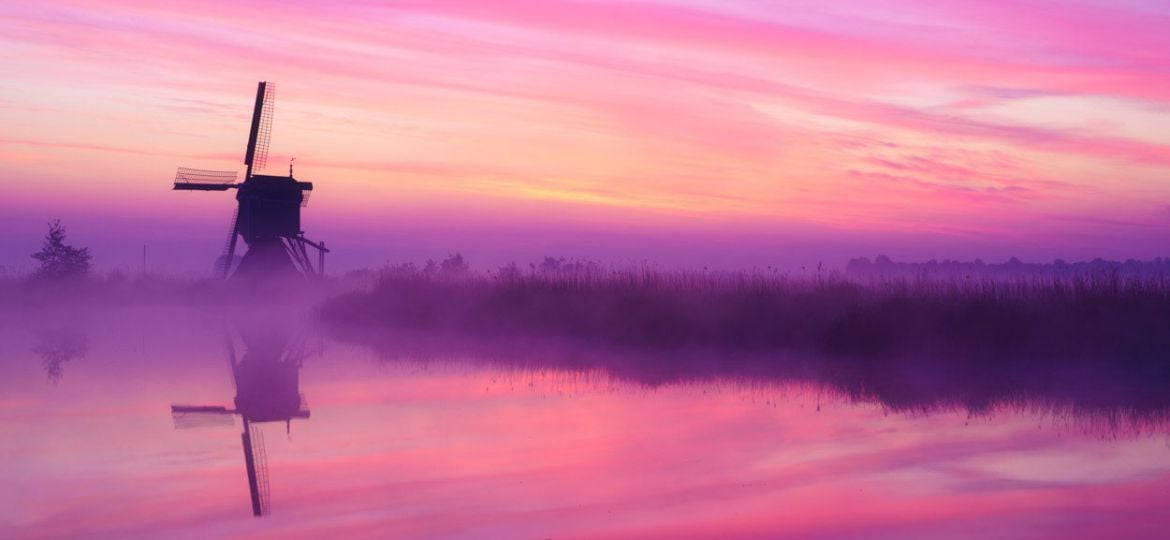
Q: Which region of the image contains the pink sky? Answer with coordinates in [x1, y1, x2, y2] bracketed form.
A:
[2, 0, 1170, 273]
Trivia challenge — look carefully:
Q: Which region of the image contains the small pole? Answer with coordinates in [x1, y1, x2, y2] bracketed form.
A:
[142, 244, 147, 275]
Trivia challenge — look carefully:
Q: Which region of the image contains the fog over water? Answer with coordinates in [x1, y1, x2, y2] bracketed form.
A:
[2, 293, 1168, 539]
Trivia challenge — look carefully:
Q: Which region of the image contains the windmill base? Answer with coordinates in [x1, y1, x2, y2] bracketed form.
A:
[232, 238, 302, 281]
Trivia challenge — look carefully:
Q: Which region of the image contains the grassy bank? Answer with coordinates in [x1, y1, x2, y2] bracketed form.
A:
[319, 265, 1170, 364]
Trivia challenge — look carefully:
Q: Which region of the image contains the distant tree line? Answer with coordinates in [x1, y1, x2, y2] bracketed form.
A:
[846, 255, 1170, 279]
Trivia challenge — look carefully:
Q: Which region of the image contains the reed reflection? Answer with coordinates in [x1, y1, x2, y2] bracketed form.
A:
[169, 326, 312, 517]
[332, 329, 1170, 436]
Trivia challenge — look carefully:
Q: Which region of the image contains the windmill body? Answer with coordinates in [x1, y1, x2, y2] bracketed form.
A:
[172, 82, 328, 279]
[233, 173, 315, 278]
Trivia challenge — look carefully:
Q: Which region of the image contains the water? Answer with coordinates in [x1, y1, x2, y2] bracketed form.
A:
[2, 306, 1168, 539]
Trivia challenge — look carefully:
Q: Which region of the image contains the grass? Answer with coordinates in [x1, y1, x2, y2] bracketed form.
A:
[319, 263, 1170, 362]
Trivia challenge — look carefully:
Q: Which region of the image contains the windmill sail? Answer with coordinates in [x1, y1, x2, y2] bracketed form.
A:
[238, 421, 272, 516]
[173, 167, 239, 190]
[218, 208, 241, 277]
[170, 405, 235, 429]
[251, 423, 271, 515]
[244, 82, 275, 175]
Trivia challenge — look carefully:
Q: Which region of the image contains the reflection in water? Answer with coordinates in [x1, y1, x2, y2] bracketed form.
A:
[3, 308, 1169, 538]
[332, 329, 1170, 436]
[32, 327, 88, 384]
[170, 326, 311, 517]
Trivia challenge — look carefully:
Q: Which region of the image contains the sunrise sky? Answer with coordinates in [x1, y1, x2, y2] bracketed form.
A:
[2, 0, 1169, 273]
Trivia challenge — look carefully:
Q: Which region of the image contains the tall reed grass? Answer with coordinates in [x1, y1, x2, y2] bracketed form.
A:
[320, 262, 1170, 363]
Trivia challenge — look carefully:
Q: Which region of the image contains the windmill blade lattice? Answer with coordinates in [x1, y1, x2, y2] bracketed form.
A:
[252, 84, 275, 171]
[174, 167, 238, 184]
[251, 423, 272, 515]
[171, 405, 236, 429]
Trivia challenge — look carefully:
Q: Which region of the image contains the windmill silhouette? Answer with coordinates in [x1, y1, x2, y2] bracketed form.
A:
[169, 328, 311, 517]
[172, 82, 328, 279]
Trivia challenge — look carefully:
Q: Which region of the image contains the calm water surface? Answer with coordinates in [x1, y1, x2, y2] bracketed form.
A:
[2, 307, 1168, 539]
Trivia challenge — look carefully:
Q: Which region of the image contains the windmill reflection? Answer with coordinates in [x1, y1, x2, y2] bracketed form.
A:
[170, 327, 311, 517]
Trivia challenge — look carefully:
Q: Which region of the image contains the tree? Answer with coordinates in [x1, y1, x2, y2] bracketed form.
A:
[439, 252, 469, 275]
[31, 219, 91, 279]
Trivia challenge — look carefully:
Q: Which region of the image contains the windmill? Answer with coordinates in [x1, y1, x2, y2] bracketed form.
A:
[170, 328, 312, 517]
[172, 82, 328, 279]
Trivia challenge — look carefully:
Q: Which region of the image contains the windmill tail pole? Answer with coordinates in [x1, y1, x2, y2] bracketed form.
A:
[299, 236, 330, 279]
